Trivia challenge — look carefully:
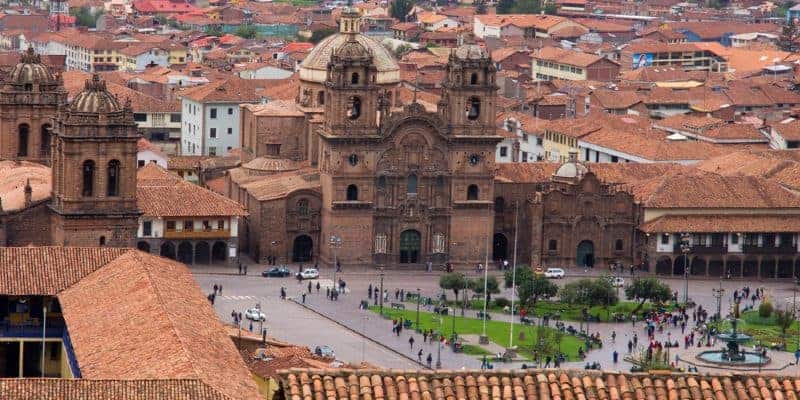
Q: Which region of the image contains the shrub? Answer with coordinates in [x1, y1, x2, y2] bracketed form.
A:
[494, 297, 511, 308]
[758, 301, 773, 318]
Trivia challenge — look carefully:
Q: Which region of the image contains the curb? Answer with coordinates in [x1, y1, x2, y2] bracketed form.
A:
[290, 299, 432, 370]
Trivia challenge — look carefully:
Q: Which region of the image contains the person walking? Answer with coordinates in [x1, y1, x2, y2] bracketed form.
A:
[611, 331, 616, 343]
[308, 281, 312, 293]
[613, 350, 619, 364]
[218, 285, 222, 295]
[426, 353, 433, 368]
[418, 349, 423, 362]
[627, 340, 633, 353]
[422, 331, 428, 343]
[316, 282, 320, 293]
[368, 284, 373, 299]
[213, 284, 218, 294]
[409, 336, 415, 350]
[301, 293, 306, 304]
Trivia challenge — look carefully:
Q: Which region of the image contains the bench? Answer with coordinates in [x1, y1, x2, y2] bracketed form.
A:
[391, 303, 406, 310]
[476, 311, 492, 320]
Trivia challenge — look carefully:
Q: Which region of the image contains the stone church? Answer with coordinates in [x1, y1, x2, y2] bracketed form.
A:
[0, 48, 140, 247]
[227, 9, 644, 270]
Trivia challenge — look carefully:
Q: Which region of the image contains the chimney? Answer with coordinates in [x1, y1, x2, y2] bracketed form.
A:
[23, 179, 32, 207]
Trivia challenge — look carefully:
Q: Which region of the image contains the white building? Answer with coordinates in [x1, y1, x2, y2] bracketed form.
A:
[179, 77, 260, 156]
[137, 138, 169, 168]
[496, 113, 546, 163]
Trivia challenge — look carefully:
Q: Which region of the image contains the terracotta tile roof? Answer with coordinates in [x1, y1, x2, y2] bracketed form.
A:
[239, 168, 321, 201]
[582, 126, 727, 162]
[475, 14, 569, 30]
[0, 378, 228, 400]
[773, 120, 800, 140]
[491, 48, 529, 62]
[592, 89, 642, 109]
[180, 77, 261, 103]
[549, 24, 590, 39]
[278, 369, 800, 400]
[169, 155, 212, 170]
[62, 71, 178, 113]
[137, 163, 247, 217]
[534, 46, 613, 68]
[58, 250, 261, 400]
[495, 162, 680, 185]
[642, 214, 800, 233]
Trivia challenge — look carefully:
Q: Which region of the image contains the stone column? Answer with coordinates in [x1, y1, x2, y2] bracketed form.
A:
[18, 341, 24, 377]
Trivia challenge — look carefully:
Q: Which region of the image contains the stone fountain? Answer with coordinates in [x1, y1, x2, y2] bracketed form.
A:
[696, 316, 769, 367]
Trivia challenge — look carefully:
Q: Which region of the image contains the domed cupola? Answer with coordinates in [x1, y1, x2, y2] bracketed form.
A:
[70, 74, 123, 114]
[4, 47, 60, 92]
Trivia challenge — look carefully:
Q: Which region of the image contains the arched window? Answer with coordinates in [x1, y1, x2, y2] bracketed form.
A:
[548, 239, 558, 251]
[436, 175, 444, 187]
[470, 73, 478, 85]
[17, 124, 29, 157]
[467, 184, 479, 200]
[40, 124, 51, 157]
[99, 236, 106, 246]
[615, 239, 624, 251]
[317, 91, 325, 105]
[107, 160, 121, 196]
[407, 174, 418, 194]
[467, 97, 480, 120]
[24, 83, 32, 91]
[346, 184, 358, 201]
[82, 160, 95, 197]
[494, 197, 505, 213]
[351, 72, 359, 85]
[377, 175, 387, 188]
[298, 199, 309, 216]
[348, 96, 361, 120]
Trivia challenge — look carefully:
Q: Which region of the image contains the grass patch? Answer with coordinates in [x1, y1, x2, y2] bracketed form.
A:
[371, 306, 585, 361]
[461, 344, 493, 356]
[710, 310, 800, 353]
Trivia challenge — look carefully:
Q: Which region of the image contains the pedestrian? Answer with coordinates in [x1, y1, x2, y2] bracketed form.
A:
[374, 295, 378, 306]
[633, 333, 638, 348]
[308, 281, 312, 293]
[249, 321, 253, 332]
[409, 336, 415, 350]
[795, 349, 800, 365]
[213, 284, 218, 294]
[316, 282, 320, 292]
[244, 264, 248, 275]
[611, 331, 616, 343]
[231, 310, 237, 322]
[544, 356, 551, 368]
[426, 353, 433, 368]
[418, 349, 423, 362]
[395, 289, 399, 300]
[631, 314, 637, 327]
[613, 350, 619, 364]
[238, 262, 242, 275]
[627, 340, 633, 353]
[302, 293, 306, 303]
[368, 284, 373, 299]
[326, 287, 330, 299]
[218, 285, 222, 295]
[423, 330, 428, 343]
[400, 289, 404, 301]
[336, 260, 341, 272]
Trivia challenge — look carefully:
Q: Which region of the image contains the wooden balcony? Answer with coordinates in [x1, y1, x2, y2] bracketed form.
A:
[163, 228, 231, 240]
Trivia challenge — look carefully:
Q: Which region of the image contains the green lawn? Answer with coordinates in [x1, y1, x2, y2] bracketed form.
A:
[461, 344, 493, 356]
[371, 306, 585, 361]
[711, 310, 800, 353]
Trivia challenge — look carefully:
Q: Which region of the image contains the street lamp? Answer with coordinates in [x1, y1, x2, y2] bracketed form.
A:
[680, 233, 691, 305]
[712, 278, 724, 321]
[379, 267, 385, 316]
[329, 235, 342, 287]
[436, 316, 443, 369]
[416, 288, 421, 333]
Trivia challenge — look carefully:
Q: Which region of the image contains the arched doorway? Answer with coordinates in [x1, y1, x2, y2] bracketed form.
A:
[160, 242, 176, 260]
[292, 235, 313, 262]
[655, 256, 672, 275]
[178, 242, 193, 264]
[212, 241, 227, 264]
[727, 256, 741, 277]
[492, 233, 508, 261]
[760, 257, 775, 279]
[576, 240, 594, 268]
[742, 257, 758, 277]
[399, 230, 421, 264]
[708, 258, 724, 277]
[195, 241, 210, 264]
[673, 256, 688, 276]
[691, 258, 706, 276]
[137, 241, 151, 253]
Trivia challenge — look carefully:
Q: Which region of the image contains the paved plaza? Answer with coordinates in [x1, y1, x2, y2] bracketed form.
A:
[193, 261, 800, 373]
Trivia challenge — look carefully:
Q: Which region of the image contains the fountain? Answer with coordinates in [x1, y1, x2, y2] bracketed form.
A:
[696, 316, 770, 367]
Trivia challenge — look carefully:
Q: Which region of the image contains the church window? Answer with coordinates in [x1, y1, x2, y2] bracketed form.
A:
[351, 72, 359, 85]
[298, 199, 309, 216]
[615, 239, 624, 251]
[24, 83, 32, 91]
[436, 175, 444, 187]
[467, 184, 479, 200]
[374, 233, 387, 254]
[317, 91, 325, 105]
[82, 160, 95, 197]
[348, 154, 359, 166]
[470, 73, 478, 85]
[432, 233, 446, 253]
[548, 239, 558, 251]
[40, 124, 51, 157]
[99, 236, 106, 246]
[494, 197, 505, 213]
[107, 160, 121, 196]
[467, 97, 480, 120]
[407, 174, 418, 194]
[346, 184, 358, 201]
[17, 124, 29, 157]
[347, 96, 361, 120]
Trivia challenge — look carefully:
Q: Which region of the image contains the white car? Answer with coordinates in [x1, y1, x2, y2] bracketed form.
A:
[611, 277, 625, 288]
[244, 307, 266, 322]
[544, 268, 565, 279]
[296, 268, 320, 280]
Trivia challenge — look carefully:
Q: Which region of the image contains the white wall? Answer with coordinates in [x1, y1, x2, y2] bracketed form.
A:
[656, 233, 673, 253]
[138, 218, 165, 238]
[204, 102, 241, 156]
[137, 150, 168, 168]
[727, 233, 742, 253]
[181, 98, 203, 155]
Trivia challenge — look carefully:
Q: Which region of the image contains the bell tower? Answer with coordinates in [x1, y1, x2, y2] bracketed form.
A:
[322, 7, 380, 137]
[50, 74, 141, 247]
[439, 44, 497, 136]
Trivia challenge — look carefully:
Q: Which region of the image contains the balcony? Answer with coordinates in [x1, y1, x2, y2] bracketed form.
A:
[674, 244, 727, 254]
[0, 320, 65, 339]
[742, 244, 796, 254]
[163, 228, 231, 240]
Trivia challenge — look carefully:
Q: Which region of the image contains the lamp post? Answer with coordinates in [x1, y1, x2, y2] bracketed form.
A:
[479, 233, 489, 345]
[329, 235, 342, 288]
[379, 267, 385, 316]
[712, 278, 724, 321]
[416, 287, 421, 333]
[680, 233, 691, 305]
[509, 201, 519, 350]
[436, 316, 442, 369]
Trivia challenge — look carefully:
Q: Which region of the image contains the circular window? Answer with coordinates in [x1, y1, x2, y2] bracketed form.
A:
[468, 153, 480, 166]
[348, 154, 359, 166]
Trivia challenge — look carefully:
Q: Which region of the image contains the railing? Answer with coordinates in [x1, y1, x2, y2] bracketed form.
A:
[742, 244, 797, 254]
[163, 229, 230, 240]
[674, 244, 727, 254]
[0, 321, 64, 338]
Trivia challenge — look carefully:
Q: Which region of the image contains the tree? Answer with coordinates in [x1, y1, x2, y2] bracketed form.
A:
[70, 6, 102, 28]
[496, 0, 515, 14]
[390, 0, 414, 23]
[235, 25, 258, 39]
[774, 308, 794, 339]
[560, 278, 618, 308]
[624, 278, 671, 314]
[475, 0, 488, 15]
[309, 28, 337, 44]
[204, 25, 224, 37]
[779, 18, 799, 52]
[543, 2, 559, 15]
[470, 276, 500, 303]
[439, 272, 467, 300]
[518, 275, 558, 306]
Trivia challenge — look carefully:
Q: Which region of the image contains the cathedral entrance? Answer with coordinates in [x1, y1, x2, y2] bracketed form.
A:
[399, 230, 421, 264]
[492, 233, 508, 261]
[292, 235, 313, 262]
[576, 240, 594, 268]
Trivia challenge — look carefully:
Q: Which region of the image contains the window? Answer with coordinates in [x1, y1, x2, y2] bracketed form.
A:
[143, 221, 152, 236]
[202, 220, 210, 230]
[467, 184, 479, 200]
[210, 128, 217, 138]
[374, 233, 387, 254]
[107, 160, 121, 196]
[317, 91, 325, 105]
[210, 108, 217, 119]
[661, 234, 670, 245]
[227, 127, 232, 135]
[432, 233, 446, 253]
[166, 221, 176, 230]
[17, 124, 29, 157]
[348, 96, 361, 120]
[615, 239, 623, 251]
[467, 97, 480, 120]
[346, 184, 358, 201]
[99, 236, 106, 246]
[348, 154, 359, 166]
[228, 108, 233, 115]
[522, 134, 528, 142]
[494, 197, 505, 213]
[133, 113, 147, 122]
[499, 147, 507, 157]
[82, 160, 95, 196]
[138, 160, 145, 167]
[407, 174, 418, 194]
[730, 233, 739, 244]
[548, 239, 557, 251]
[351, 72, 359, 84]
[218, 220, 225, 229]
[470, 73, 478, 85]
[183, 220, 193, 231]
[170, 113, 181, 123]
[298, 199, 309, 216]
[611, 155, 619, 163]
[744, 234, 757, 246]
[522, 151, 528, 162]
[209, 146, 216, 156]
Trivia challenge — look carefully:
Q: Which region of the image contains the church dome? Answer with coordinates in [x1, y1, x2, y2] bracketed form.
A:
[453, 44, 488, 61]
[6, 47, 56, 85]
[242, 157, 301, 174]
[299, 33, 400, 84]
[554, 152, 588, 180]
[70, 74, 122, 113]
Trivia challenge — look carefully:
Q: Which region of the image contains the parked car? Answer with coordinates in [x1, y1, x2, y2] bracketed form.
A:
[544, 268, 565, 279]
[262, 266, 291, 277]
[314, 345, 335, 359]
[244, 307, 266, 321]
[296, 268, 320, 280]
[610, 277, 625, 287]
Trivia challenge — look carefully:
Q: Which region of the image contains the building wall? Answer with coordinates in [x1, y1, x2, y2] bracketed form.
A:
[181, 98, 203, 155]
[586, 59, 621, 81]
[204, 102, 242, 156]
[3, 201, 52, 246]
